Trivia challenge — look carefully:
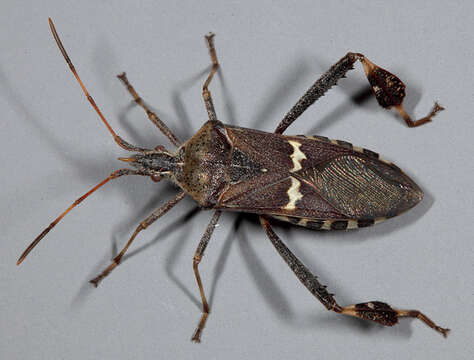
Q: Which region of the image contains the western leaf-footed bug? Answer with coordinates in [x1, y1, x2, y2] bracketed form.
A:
[17, 18, 448, 342]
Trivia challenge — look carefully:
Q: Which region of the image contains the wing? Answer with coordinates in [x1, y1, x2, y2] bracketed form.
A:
[217, 125, 423, 229]
[217, 125, 352, 216]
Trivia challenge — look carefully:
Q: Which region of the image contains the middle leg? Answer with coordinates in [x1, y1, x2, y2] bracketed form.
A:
[191, 210, 222, 342]
[201, 33, 219, 121]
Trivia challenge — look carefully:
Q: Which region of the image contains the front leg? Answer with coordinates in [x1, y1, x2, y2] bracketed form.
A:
[259, 216, 449, 337]
[117, 72, 182, 147]
[275, 52, 444, 134]
[90, 191, 187, 286]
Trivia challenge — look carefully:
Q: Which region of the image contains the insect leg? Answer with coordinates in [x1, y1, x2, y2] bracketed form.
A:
[356, 54, 444, 128]
[202, 33, 219, 121]
[89, 191, 187, 287]
[259, 216, 449, 337]
[116, 73, 182, 147]
[275, 52, 443, 134]
[49, 18, 147, 152]
[259, 216, 338, 310]
[191, 210, 222, 343]
[17, 169, 144, 265]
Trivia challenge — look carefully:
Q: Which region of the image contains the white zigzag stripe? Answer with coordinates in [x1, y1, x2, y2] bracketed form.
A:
[282, 177, 303, 210]
[288, 140, 307, 172]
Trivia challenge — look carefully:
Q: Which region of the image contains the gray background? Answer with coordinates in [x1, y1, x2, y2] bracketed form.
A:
[1, 1, 473, 359]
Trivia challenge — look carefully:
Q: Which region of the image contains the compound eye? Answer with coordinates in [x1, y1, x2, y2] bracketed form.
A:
[151, 173, 161, 183]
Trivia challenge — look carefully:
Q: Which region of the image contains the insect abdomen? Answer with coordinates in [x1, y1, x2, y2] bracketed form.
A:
[270, 215, 383, 230]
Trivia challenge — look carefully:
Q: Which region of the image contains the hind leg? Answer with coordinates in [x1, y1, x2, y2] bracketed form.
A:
[275, 52, 443, 134]
[259, 216, 449, 337]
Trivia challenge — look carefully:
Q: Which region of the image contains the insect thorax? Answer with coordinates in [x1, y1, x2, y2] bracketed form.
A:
[174, 120, 232, 207]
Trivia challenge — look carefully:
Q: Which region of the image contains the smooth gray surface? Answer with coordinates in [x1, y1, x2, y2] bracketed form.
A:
[1, 1, 473, 359]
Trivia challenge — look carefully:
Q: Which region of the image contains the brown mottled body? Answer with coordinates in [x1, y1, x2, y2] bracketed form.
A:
[174, 120, 423, 229]
[18, 18, 448, 343]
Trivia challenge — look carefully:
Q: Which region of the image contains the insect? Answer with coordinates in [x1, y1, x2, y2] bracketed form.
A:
[18, 18, 449, 342]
